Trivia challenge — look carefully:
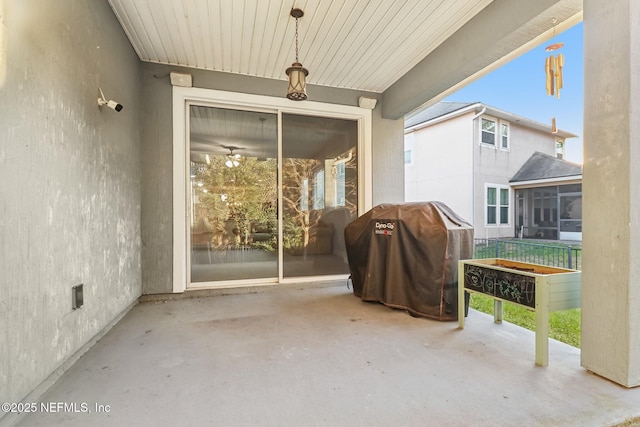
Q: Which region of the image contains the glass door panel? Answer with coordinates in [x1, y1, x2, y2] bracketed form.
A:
[189, 106, 278, 283]
[281, 113, 358, 278]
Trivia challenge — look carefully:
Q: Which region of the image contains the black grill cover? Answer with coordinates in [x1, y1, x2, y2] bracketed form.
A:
[345, 202, 474, 320]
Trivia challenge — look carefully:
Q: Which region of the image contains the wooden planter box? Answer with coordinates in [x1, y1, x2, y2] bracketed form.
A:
[458, 258, 581, 366]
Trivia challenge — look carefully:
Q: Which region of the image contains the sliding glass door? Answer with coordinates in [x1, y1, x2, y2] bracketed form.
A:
[180, 94, 365, 289]
[189, 106, 278, 283]
[281, 113, 358, 278]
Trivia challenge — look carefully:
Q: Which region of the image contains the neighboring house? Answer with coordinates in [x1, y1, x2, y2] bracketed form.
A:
[510, 152, 582, 241]
[404, 102, 580, 240]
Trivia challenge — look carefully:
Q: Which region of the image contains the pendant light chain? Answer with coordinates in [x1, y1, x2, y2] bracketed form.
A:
[294, 16, 300, 63]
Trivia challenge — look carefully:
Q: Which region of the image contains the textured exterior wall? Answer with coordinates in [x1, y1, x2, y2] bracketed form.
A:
[140, 63, 404, 294]
[0, 0, 142, 409]
[371, 105, 405, 206]
[139, 65, 173, 295]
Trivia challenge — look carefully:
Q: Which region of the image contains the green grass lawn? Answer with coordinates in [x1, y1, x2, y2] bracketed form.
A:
[469, 293, 581, 348]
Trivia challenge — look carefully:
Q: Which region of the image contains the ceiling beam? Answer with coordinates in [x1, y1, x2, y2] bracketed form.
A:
[381, 0, 582, 120]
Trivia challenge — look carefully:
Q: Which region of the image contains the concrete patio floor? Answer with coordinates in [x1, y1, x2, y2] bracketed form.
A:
[14, 283, 640, 427]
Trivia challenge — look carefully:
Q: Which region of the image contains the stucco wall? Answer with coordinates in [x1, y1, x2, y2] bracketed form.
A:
[0, 0, 142, 410]
[140, 63, 404, 294]
[139, 65, 174, 295]
[371, 106, 405, 206]
[404, 113, 474, 222]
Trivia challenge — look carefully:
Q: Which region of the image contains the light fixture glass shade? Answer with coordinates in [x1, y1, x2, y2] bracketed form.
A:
[225, 154, 240, 168]
[286, 62, 308, 101]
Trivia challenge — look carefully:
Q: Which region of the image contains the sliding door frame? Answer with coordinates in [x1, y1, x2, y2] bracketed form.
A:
[172, 86, 372, 293]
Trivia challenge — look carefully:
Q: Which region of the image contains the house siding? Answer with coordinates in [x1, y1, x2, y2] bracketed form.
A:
[405, 112, 474, 222]
[474, 120, 558, 238]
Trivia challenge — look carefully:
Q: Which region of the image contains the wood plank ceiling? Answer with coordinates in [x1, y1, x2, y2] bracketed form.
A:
[108, 0, 493, 93]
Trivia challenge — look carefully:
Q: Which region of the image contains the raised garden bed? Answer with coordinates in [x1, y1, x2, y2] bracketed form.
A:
[458, 258, 581, 366]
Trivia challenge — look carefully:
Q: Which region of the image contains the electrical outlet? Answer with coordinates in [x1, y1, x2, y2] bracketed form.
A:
[72, 284, 83, 310]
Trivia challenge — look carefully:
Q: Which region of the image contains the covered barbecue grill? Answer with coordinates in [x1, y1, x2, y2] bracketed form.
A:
[344, 202, 474, 320]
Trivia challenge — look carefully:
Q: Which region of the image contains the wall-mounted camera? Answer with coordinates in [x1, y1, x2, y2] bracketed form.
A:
[97, 88, 123, 112]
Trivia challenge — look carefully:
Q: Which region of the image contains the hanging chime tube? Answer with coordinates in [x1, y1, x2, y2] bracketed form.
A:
[546, 55, 556, 96]
[556, 53, 564, 98]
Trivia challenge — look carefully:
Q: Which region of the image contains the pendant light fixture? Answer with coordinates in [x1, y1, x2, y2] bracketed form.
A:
[285, 8, 308, 101]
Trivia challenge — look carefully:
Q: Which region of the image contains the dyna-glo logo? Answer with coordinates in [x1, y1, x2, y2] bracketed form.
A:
[374, 221, 395, 236]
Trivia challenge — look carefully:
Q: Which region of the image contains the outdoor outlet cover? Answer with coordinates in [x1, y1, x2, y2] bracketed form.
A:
[72, 284, 84, 310]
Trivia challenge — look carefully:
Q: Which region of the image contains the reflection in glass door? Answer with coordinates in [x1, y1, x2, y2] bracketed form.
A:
[281, 113, 358, 278]
[189, 106, 278, 283]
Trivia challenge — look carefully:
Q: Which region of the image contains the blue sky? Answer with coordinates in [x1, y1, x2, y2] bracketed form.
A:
[444, 22, 584, 164]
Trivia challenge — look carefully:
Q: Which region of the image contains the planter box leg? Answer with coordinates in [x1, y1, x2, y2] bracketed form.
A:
[535, 308, 549, 367]
[535, 282, 550, 366]
[536, 310, 549, 366]
[494, 300, 503, 324]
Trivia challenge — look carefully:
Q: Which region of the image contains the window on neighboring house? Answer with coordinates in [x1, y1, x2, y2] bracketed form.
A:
[486, 185, 510, 225]
[313, 169, 325, 210]
[556, 139, 565, 159]
[500, 121, 509, 149]
[404, 150, 412, 165]
[481, 118, 496, 145]
[500, 188, 509, 224]
[487, 187, 497, 224]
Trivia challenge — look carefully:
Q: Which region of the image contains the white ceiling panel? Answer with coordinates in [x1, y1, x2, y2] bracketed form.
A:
[108, 0, 494, 93]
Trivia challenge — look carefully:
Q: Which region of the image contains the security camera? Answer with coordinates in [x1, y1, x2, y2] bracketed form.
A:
[99, 99, 123, 112]
[97, 88, 123, 112]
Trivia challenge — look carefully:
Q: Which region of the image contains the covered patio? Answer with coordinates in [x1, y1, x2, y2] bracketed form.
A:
[16, 284, 640, 426]
[3, 1, 640, 426]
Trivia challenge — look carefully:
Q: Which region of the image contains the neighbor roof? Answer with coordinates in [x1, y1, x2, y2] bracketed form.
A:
[405, 101, 578, 139]
[405, 102, 477, 128]
[510, 151, 582, 183]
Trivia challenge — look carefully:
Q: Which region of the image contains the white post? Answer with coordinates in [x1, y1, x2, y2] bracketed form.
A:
[581, 0, 640, 387]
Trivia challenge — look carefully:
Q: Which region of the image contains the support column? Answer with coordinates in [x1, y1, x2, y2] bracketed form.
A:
[581, 0, 640, 387]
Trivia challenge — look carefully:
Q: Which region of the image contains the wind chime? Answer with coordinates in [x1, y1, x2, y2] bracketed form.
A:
[545, 19, 564, 134]
[545, 44, 564, 99]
